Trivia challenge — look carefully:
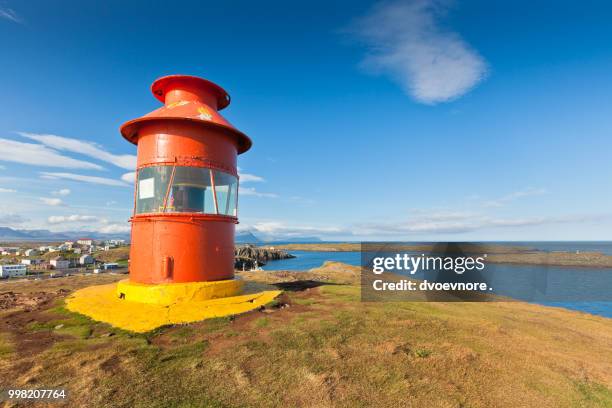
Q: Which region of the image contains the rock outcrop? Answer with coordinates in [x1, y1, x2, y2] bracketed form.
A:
[234, 245, 295, 270]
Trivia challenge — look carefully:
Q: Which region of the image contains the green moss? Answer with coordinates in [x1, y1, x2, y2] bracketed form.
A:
[224, 330, 240, 338]
[200, 317, 232, 333]
[574, 381, 612, 407]
[254, 317, 270, 328]
[414, 348, 432, 358]
[160, 340, 209, 362]
[291, 298, 316, 306]
[0, 333, 13, 358]
[171, 326, 195, 339]
[319, 284, 360, 301]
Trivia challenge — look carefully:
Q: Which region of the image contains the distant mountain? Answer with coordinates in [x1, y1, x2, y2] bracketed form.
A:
[235, 231, 262, 244]
[0, 227, 129, 242]
[1, 226, 323, 244]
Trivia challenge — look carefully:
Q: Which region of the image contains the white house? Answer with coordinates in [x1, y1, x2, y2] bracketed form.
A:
[77, 239, 94, 246]
[0, 264, 27, 278]
[24, 249, 40, 257]
[79, 254, 94, 265]
[50, 257, 70, 269]
[21, 259, 43, 265]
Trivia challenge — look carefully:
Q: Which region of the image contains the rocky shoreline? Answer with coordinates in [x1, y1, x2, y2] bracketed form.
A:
[234, 245, 295, 270]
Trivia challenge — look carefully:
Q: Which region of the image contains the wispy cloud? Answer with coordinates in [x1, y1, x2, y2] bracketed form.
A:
[48, 215, 98, 224]
[97, 222, 130, 234]
[238, 168, 265, 183]
[40, 172, 130, 187]
[0, 6, 21, 23]
[0, 187, 16, 193]
[0, 213, 28, 225]
[0, 138, 104, 170]
[121, 172, 136, 183]
[482, 188, 547, 208]
[354, 211, 607, 236]
[51, 188, 71, 196]
[40, 197, 64, 206]
[238, 221, 347, 239]
[18, 132, 136, 170]
[351, 0, 488, 104]
[239, 187, 278, 198]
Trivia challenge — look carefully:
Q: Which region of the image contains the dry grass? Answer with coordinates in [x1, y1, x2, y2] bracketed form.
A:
[92, 247, 130, 263]
[0, 264, 610, 407]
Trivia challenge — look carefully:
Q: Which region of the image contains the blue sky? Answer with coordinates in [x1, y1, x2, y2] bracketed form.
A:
[1, 0, 612, 241]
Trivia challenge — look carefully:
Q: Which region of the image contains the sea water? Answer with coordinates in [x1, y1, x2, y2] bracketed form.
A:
[262, 244, 612, 318]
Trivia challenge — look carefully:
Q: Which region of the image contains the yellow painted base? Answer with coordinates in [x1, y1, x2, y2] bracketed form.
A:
[65, 282, 281, 333]
[116, 279, 244, 305]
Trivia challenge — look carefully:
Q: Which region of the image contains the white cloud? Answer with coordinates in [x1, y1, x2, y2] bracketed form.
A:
[17, 132, 136, 170]
[237, 168, 265, 183]
[121, 172, 136, 183]
[0, 138, 104, 170]
[0, 188, 16, 193]
[40, 197, 64, 206]
[0, 213, 28, 225]
[483, 188, 547, 208]
[48, 215, 98, 224]
[0, 165, 5, 170]
[354, 211, 607, 236]
[98, 223, 130, 234]
[239, 187, 278, 198]
[0, 7, 21, 23]
[238, 221, 347, 239]
[40, 172, 130, 187]
[351, 0, 488, 104]
[52, 188, 71, 196]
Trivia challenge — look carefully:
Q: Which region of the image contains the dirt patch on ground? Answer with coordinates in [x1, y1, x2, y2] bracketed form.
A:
[0, 289, 69, 311]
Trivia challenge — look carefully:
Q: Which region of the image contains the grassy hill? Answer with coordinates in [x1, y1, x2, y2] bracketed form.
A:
[0, 262, 610, 407]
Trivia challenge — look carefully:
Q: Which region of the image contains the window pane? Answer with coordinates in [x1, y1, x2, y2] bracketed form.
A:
[214, 170, 238, 216]
[135, 166, 238, 216]
[136, 166, 172, 214]
[167, 167, 215, 214]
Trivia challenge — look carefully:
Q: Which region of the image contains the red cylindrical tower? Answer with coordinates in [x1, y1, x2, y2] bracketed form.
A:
[120, 75, 251, 284]
[66, 74, 279, 332]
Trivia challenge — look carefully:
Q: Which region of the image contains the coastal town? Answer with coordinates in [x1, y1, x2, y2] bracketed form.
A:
[0, 240, 295, 281]
[0, 239, 128, 279]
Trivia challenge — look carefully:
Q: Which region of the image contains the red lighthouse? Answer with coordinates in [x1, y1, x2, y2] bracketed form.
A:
[120, 75, 250, 285]
[66, 75, 280, 332]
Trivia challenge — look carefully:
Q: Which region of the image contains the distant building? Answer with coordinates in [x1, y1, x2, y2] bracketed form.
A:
[0, 264, 27, 278]
[73, 248, 82, 254]
[24, 249, 40, 257]
[77, 239, 94, 246]
[50, 257, 70, 269]
[29, 262, 51, 271]
[21, 259, 43, 265]
[79, 254, 94, 265]
[103, 263, 119, 270]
